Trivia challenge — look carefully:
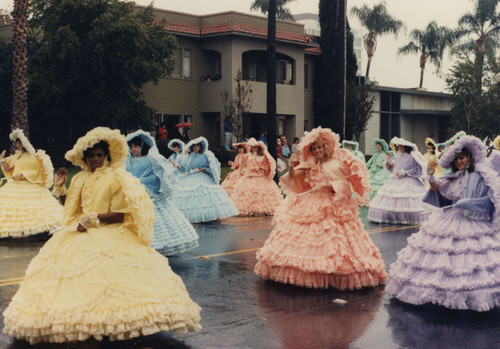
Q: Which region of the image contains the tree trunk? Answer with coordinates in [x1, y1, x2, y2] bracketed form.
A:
[365, 55, 372, 80]
[419, 51, 426, 88]
[267, 0, 277, 181]
[11, 0, 29, 136]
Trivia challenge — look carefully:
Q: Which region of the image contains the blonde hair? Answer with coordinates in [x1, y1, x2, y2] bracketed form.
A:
[310, 138, 333, 161]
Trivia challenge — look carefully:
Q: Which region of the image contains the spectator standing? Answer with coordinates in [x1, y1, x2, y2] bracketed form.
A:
[224, 117, 233, 150]
[157, 123, 168, 140]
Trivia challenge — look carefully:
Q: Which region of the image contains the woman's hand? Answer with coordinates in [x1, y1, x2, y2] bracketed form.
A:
[12, 173, 24, 180]
[228, 160, 233, 166]
[54, 167, 68, 187]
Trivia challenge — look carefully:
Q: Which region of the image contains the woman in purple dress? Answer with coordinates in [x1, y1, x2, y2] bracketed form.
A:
[368, 137, 429, 224]
[385, 135, 500, 311]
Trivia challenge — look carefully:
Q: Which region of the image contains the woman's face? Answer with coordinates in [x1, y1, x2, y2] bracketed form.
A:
[252, 145, 261, 155]
[454, 153, 469, 170]
[15, 139, 22, 151]
[237, 146, 245, 154]
[87, 147, 106, 171]
[311, 142, 325, 159]
[376, 143, 382, 152]
[173, 145, 179, 153]
[131, 143, 141, 156]
[398, 145, 405, 153]
[427, 144, 434, 151]
[192, 143, 201, 153]
[347, 144, 353, 151]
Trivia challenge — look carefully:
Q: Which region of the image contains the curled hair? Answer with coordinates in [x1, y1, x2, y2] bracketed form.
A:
[450, 147, 475, 173]
[310, 138, 333, 160]
[128, 136, 150, 156]
[83, 141, 111, 162]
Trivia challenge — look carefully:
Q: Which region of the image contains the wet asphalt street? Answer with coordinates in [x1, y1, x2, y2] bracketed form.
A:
[0, 208, 499, 349]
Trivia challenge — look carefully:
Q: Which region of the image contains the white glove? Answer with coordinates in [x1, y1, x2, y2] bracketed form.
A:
[79, 213, 100, 229]
[190, 169, 199, 174]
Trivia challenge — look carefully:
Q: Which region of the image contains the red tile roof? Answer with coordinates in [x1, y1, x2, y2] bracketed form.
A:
[305, 47, 322, 54]
[161, 21, 313, 44]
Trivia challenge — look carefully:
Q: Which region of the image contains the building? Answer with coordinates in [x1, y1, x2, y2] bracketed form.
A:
[360, 86, 452, 155]
[144, 8, 319, 147]
[294, 13, 364, 77]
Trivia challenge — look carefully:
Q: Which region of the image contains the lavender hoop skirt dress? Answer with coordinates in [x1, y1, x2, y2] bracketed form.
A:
[368, 153, 429, 225]
[385, 171, 500, 311]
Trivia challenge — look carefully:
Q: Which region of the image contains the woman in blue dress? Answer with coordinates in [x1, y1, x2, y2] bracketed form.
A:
[172, 137, 238, 223]
[168, 139, 185, 170]
[126, 130, 198, 255]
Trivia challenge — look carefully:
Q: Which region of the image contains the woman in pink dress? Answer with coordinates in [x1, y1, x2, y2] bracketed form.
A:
[231, 139, 282, 216]
[221, 142, 249, 196]
[255, 127, 387, 290]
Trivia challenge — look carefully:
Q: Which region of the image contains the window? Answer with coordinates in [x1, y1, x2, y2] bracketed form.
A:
[304, 120, 309, 132]
[379, 91, 401, 139]
[278, 60, 293, 84]
[304, 64, 309, 90]
[278, 119, 284, 136]
[249, 59, 257, 81]
[182, 48, 192, 79]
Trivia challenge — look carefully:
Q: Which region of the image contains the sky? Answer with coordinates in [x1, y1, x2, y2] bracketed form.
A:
[0, 0, 476, 92]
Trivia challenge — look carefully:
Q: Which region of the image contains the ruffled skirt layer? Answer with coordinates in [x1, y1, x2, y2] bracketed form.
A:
[172, 172, 238, 223]
[0, 180, 63, 238]
[385, 208, 500, 311]
[150, 195, 199, 255]
[221, 170, 243, 197]
[255, 190, 387, 290]
[368, 176, 429, 224]
[2, 224, 201, 344]
[231, 176, 283, 216]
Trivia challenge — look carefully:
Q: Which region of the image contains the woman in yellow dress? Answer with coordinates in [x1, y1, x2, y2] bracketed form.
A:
[424, 138, 442, 177]
[0, 129, 62, 238]
[2, 127, 201, 344]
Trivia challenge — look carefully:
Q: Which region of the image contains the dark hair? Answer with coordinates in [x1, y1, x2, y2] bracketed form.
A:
[128, 136, 150, 156]
[427, 142, 435, 154]
[191, 142, 204, 153]
[293, 137, 299, 143]
[450, 147, 475, 173]
[397, 145, 413, 153]
[83, 141, 110, 162]
[236, 144, 246, 153]
[375, 142, 383, 148]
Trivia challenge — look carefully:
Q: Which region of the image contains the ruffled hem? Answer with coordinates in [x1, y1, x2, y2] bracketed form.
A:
[254, 262, 387, 290]
[149, 199, 199, 255]
[0, 180, 63, 237]
[231, 176, 283, 216]
[385, 280, 500, 312]
[368, 207, 426, 225]
[172, 181, 238, 223]
[3, 299, 201, 344]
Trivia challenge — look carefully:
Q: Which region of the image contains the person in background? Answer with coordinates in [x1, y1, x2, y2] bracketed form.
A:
[224, 116, 233, 150]
[281, 136, 291, 158]
[291, 137, 300, 153]
[0, 129, 62, 238]
[258, 132, 267, 146]
[157, 123, 168, 141]
[368, 137, 430, 225]
[126, 130, 199, 256]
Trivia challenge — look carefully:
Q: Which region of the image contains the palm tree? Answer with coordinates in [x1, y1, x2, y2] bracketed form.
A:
[398, 21, 453, 88]
[350, 2, 403, 80]
[11, 0, 29, 135]
[250, 0, 295, 21]
[454, 0, 500, 94]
